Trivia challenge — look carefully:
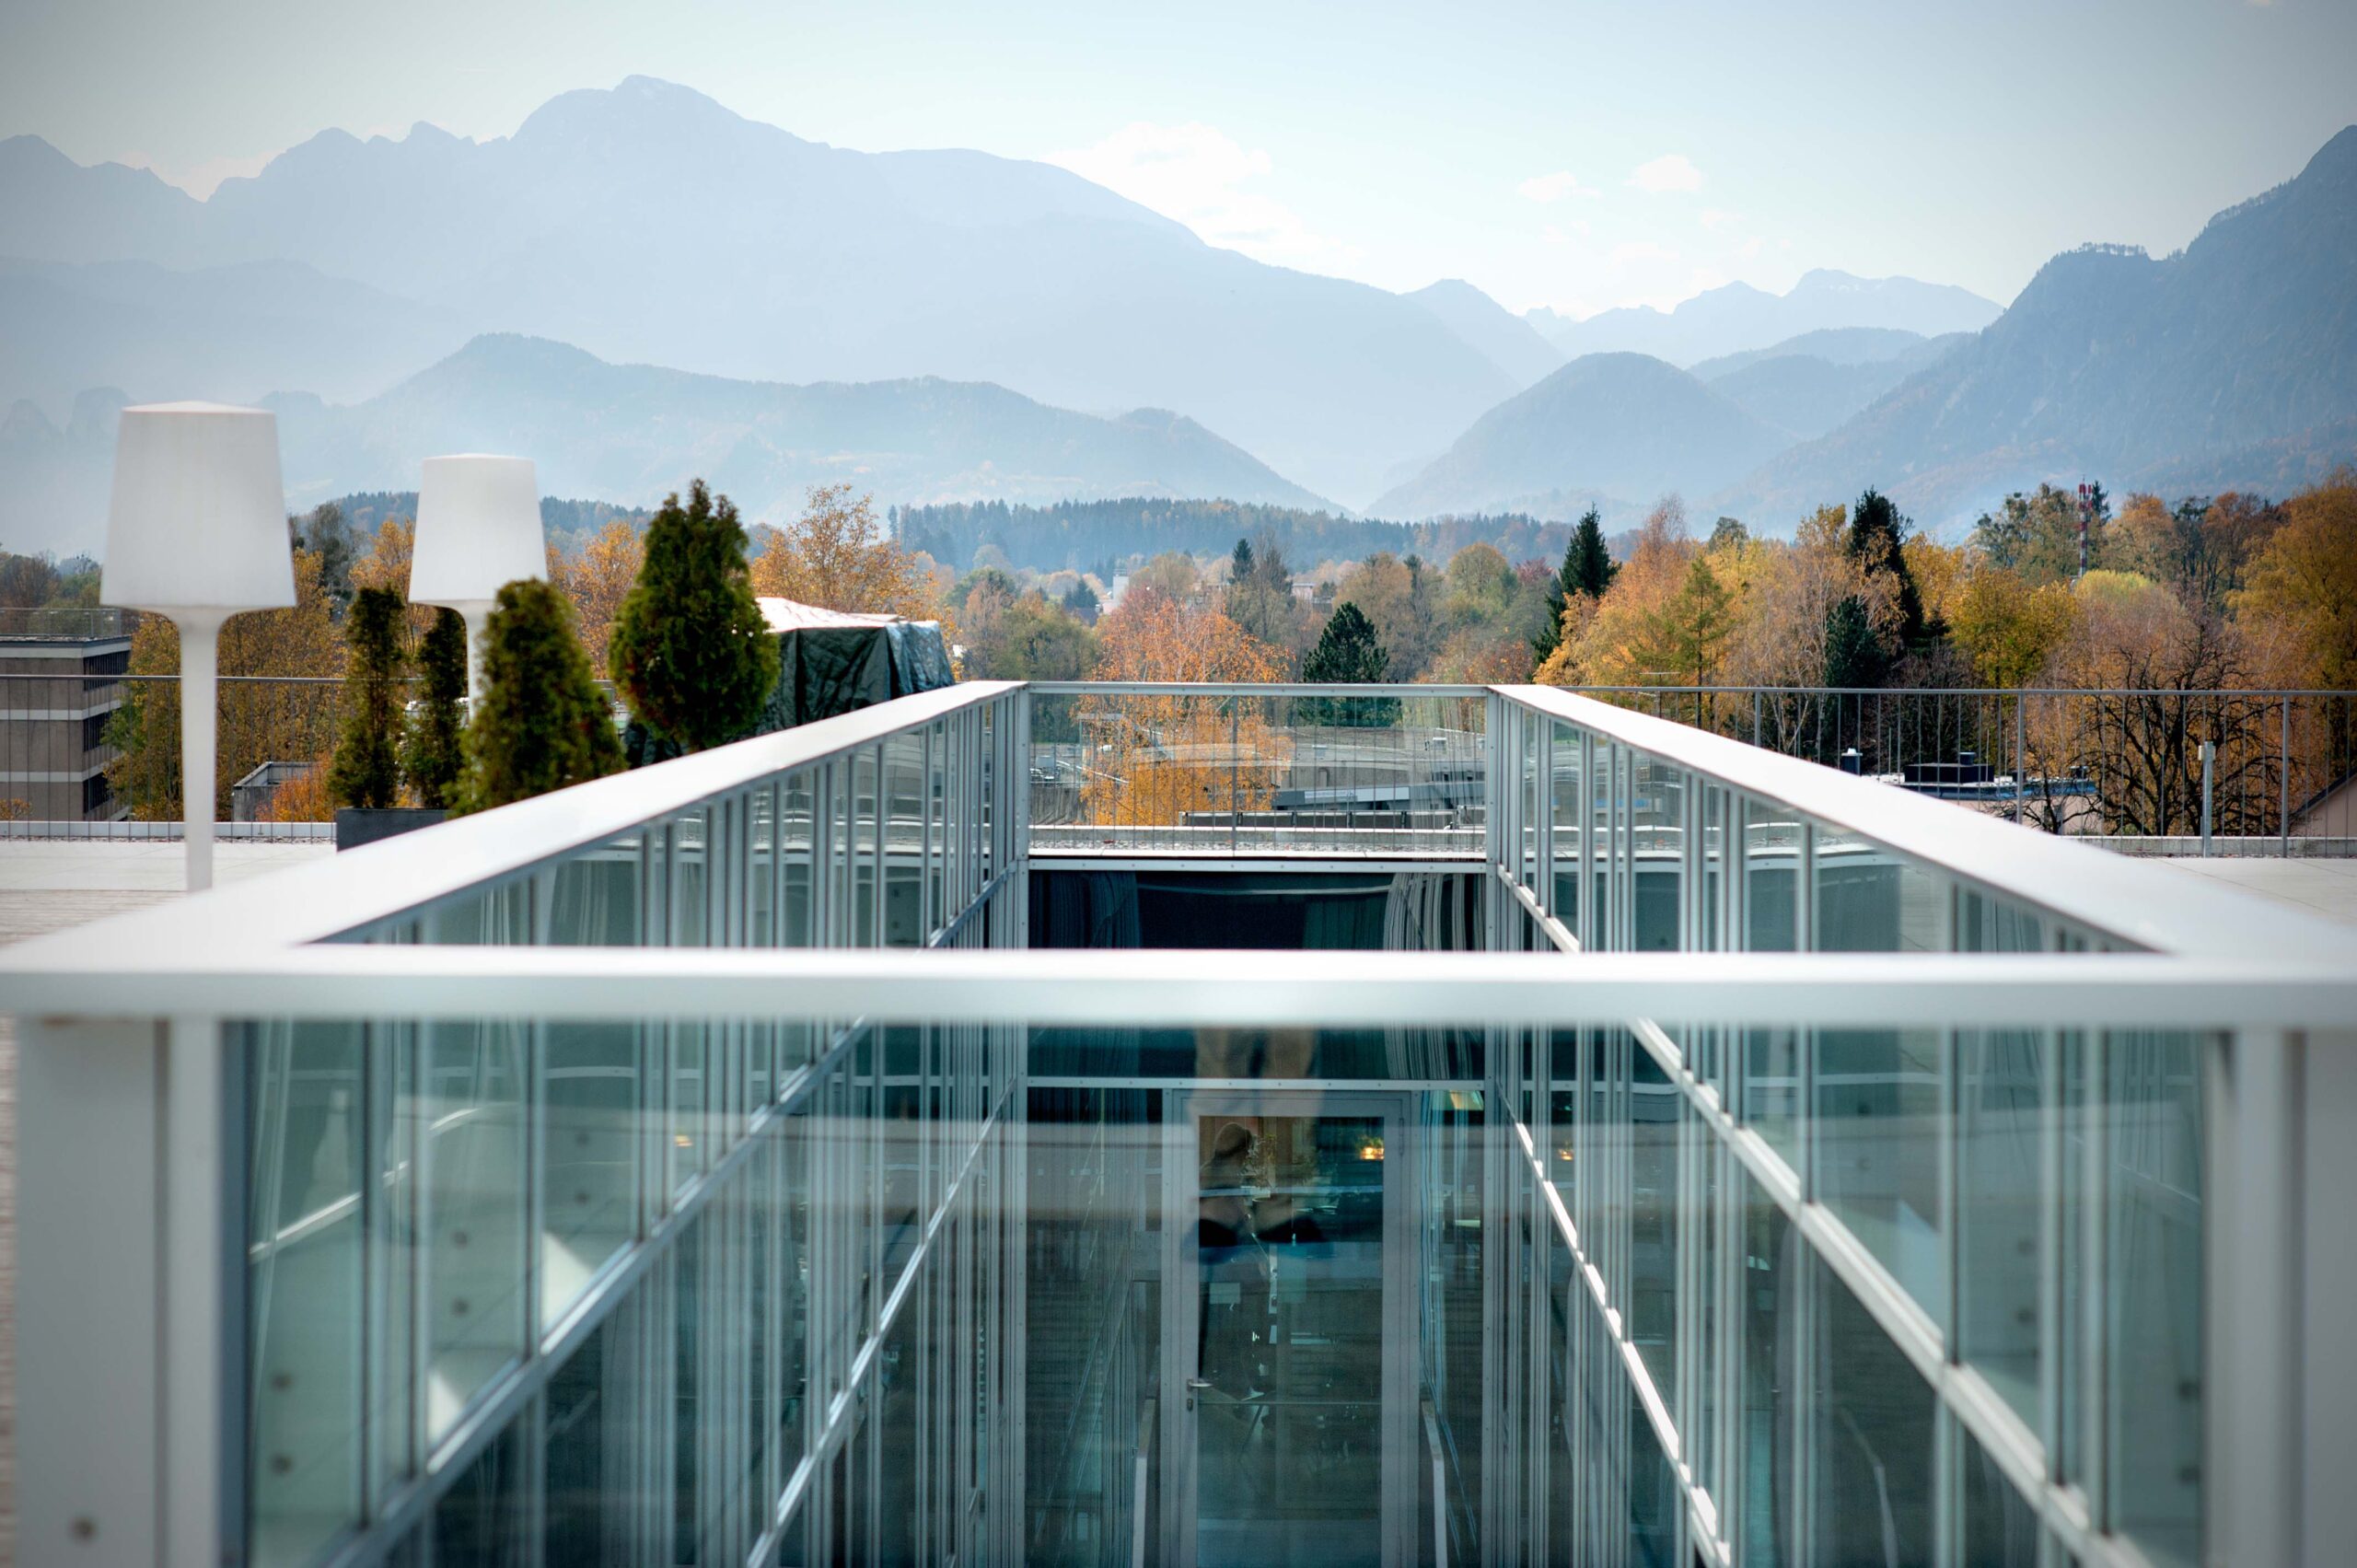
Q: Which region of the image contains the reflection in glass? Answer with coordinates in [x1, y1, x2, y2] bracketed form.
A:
[1814, 1028, 1945, 1319]
[1810, 1260, 1933, 1566]
[1192, 1111, 1387, 1567]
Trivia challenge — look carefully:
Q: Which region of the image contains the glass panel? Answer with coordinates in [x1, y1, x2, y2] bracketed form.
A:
[1814, 1028, 1945, 1322]
[2107, 1029, 2206, 1568]
[1810, 1259, 1934, 1567]
[1957, 1028, 2043, 1426]
[544, 1019, 641, 1329]
[1629, 1048, 1678, 1408]
[1742, 796, 1799, 953]
[432, 1420, 528, 1565]
[1737, 1173, 1794, 1568]
[1631, 756, 1683, 950]
[1813, 822, 1945, 952]
[1192, 1109, 1387, 1566]
[248, 1021, 365, 1568]
[426, 1016, 528, 1439]
[1960, 1417, 2042, 1566]
[885, 730, 926, 946]
[1550, 720, 1582, 928]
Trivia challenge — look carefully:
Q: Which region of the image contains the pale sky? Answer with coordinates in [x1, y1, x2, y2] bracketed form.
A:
[5, 0, 2352, 318]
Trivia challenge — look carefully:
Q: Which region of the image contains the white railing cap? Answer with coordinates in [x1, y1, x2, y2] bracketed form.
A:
[1494, 685, 2351, 964]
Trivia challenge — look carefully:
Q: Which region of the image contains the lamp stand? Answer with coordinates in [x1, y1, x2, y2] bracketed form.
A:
[173, 610, 228, 892]
[463, 606, 491, 703]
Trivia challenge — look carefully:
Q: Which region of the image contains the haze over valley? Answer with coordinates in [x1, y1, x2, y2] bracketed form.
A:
[3, 75, 2353, 562]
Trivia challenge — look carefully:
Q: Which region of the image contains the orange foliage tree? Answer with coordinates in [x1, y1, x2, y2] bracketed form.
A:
[1075, 589, 1289, 830]
[550, 517, 645, 672]
[751, 483, 946, 623]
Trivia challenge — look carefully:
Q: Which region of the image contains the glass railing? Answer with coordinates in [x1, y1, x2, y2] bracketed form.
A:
[3, 679, 2350, 1568]
[1026, 683, 1489, 858]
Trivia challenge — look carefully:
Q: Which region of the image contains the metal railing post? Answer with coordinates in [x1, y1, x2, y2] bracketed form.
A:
[2280, 695, 2291, 857]
[2200, 739, 2216, 857]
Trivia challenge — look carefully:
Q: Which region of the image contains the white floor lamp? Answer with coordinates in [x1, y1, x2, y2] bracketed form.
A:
[410, 455, 547, 699]
[102, 403, 295, 892]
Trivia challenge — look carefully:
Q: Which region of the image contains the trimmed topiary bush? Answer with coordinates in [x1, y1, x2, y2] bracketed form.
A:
[609, 479, 780, 754]
[328, 586, 406, 808]
[402, 608, 469, 808]
[459, 579, 622, 812]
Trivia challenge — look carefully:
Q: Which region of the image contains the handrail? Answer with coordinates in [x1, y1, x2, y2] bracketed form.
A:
[2, 945, 2350, 1028]
[2, 679, 1017, 965]
[1028, 681, 1489, 697]
[1492, 683, 2348, 963]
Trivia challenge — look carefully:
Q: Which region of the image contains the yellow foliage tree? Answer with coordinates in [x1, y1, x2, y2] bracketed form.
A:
[1079, 590, 1288, 830]
[2233, 471, 2357, 689]
[1948, 563, 2079, 687]
[550, 517, 646, 671]
[751, 483, 945, 622]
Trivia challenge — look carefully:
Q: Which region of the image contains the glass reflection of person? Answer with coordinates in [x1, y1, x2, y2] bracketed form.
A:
[1197, 1122, 1268, 1398]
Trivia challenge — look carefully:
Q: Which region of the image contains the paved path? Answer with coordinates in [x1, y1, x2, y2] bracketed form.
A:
[0, 842, 332, 1562]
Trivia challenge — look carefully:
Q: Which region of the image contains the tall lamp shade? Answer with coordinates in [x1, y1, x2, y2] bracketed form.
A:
[101, 402, 295, 891]
[411, 455, 545, 697]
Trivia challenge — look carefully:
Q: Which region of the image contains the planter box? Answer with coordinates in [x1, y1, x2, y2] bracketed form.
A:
[335, 807, 448, 851]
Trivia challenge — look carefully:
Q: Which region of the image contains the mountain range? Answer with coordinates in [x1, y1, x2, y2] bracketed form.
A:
[1524, 270, 2003, 368]
[1714, 124, 2357, 526]
[1, 334, 1331, 555]
[2, 77, 2349, 559]
[0, 76, 1512, 507]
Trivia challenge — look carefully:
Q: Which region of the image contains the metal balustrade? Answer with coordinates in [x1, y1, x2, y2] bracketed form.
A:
[1, 679, 2350, 1568]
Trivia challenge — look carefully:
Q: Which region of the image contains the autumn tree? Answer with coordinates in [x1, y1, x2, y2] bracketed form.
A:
[2233, 472, 2357, 689]
[1548, 500, 1693, 687]
[754, 482, 945, 621]
[105, 548, 347, 820]
[1947, 566, 2078, 687]
[1081, 591, 1287, 829]
[1223, 532, 1301, 661]
[1332, 552, 1440, 679]
[1641, 558, 1736, 688]
[610, 481, 780, 754]
[1973, 483, 2107, 586]
[552, 517, 645, 669]
[292, 502, 360, 614]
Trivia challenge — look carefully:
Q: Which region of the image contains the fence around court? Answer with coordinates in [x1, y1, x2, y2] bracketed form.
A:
[4, 673, 2351, 851]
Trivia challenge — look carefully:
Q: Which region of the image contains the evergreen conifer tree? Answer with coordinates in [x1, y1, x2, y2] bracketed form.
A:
[1300, 600, 1397, 726]
[327, 586, 406, 809]
[1822, 594, 1889, 691]
[402, 608, 469, 808]
[610, 480, 780, 753]
[1846, 489, 1929, 649]
[1534, 508, 1619, 662]
[459, 579, 622, 812]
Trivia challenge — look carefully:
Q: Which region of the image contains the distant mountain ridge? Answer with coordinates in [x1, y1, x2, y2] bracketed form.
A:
[1715, 125, 2357, 525]
[0, 334, 1335, 558]
[1526, 270, 2002, 368]
[0, 77, 1514, 505]
[1369, 353, 1788, 519]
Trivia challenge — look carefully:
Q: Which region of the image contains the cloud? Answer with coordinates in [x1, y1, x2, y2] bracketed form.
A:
[1517, 170, 1597, 203]
[1046, 122, 1358, 268]
[1609, 240, 1680, 265]
[1627, 154, 1703, 193]
[1737, 236, 1766, 259]
[1698, 207, 1737, 230]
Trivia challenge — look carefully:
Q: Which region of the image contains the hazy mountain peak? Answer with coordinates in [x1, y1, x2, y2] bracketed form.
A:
[514, 75, 761, 149]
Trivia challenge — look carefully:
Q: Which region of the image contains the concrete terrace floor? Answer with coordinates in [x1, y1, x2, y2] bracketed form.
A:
[0, 842, 2349, 1559]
